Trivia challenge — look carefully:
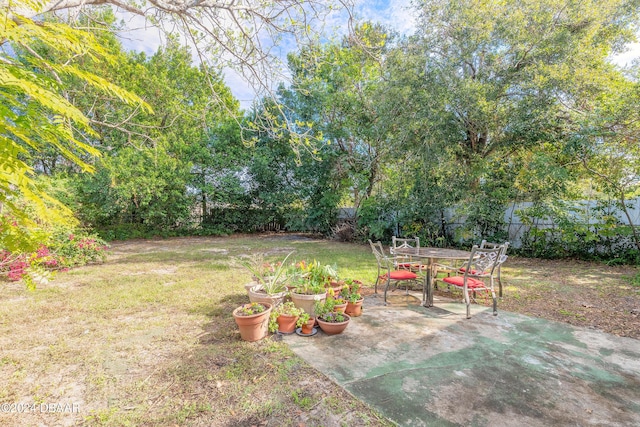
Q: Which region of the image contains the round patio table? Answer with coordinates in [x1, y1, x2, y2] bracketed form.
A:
[394, 247, 472, 307]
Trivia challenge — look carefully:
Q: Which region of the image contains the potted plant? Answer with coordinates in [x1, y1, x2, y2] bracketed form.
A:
[341, 279, 364, 317]
[297, 312, 316, 335]
[237, 252, 293, 307]
[289, 260, 328, 317]
[232, 302, 273, 342]
[332, 295, 348, 313]
[268, 302, 305, 334]
[314, 299, 351, 335]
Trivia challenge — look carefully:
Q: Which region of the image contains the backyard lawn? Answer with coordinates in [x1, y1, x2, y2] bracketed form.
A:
[0, 234, 638, 426]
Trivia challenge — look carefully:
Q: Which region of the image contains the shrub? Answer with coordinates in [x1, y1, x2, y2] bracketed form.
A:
[0, 228, 108, 289]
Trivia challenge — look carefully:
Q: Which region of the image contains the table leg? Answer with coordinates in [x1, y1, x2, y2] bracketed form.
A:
[422, 268, 428, 306]
[422, 261, 434, 307]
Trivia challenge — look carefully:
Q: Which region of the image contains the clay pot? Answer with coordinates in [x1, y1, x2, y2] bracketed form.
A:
[345, 298, 364, 317]
[317, 313, 351, 335]
[276, 313, 299, 334]
[232, 303, 273, 342]
[334, 302, 347, 313]
[327, 281, 344, 295]
[301, 318, 315, 335]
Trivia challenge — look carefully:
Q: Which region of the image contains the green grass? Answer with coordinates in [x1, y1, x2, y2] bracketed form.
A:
[0, 235, 392, 427]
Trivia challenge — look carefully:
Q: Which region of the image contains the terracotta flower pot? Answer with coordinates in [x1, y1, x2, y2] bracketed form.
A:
[333, 302, 347, 313]
[317, 313, 351, 335]
[232, 303, 273, 342]
[345, 298, 364, 317]
[276, 313, 299, 334]
[300, 317, 315, 335]
[327, 281, 344, 295]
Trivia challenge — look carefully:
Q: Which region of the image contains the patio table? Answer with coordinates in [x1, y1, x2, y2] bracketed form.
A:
[394, 247, 472, 307]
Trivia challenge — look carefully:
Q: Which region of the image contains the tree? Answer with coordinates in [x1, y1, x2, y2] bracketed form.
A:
[40, 21, 241, 233]
[0, 1, 149, 252]
[379, 0, 640, 242]
[1, 0, 355, 250]
[278, 23, 392, 234]
[574, 74, 640, 252]
[16, 0, 354, 119]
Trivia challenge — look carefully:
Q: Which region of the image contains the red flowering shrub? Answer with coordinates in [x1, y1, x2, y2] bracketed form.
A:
[1, 229, 108, 286]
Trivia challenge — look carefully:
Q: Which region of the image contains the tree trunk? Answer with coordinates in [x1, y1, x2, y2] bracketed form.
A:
[618, 191, 640, 252]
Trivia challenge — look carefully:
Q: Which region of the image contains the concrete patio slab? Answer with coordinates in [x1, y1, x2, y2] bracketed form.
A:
[283, 293, 640, 427]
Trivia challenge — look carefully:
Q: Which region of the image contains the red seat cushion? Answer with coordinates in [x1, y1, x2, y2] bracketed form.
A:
[381, 270, 418, 280]
[398, 263, 424, 270]
[458, 267, 488, 276]
[443, 276, 487, 289]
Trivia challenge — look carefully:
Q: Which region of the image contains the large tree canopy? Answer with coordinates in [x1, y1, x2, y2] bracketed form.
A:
[0, 1, 150, 251]
[372, 0, 640, 242]
[0, 0, 353, 252]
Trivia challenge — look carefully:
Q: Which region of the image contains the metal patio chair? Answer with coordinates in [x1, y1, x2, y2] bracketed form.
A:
[390, 236, 424, 273]
[441, 245, 507, 319]
[369, 240, 419, 305]
[479, 240, 510, 297]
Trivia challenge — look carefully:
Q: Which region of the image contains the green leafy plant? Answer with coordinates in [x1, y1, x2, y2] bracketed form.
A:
[268, 302, 305, 332]
[235, 302, 267, 316]
[333, 295, 346, 305]
[296, 312, 311, 328]
[236, 251, 293, 294]
[340, 279, 362, 303]
[291, 259, 335, 295]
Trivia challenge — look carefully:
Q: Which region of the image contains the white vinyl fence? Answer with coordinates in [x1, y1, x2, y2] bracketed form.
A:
[443, 198, 640, 249]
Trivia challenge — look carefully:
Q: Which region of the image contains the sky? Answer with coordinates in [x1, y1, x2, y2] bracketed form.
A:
[116, 0, 415, 110]
[115, 0, 639, 110]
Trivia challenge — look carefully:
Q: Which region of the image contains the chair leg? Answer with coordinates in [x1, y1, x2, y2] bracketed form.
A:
[464, 289, 471, 319]
[497, 268, 503, 298]
[491, 285, 498, 316]
[374, 266, 381, 294]
[384, 278, 391, 306]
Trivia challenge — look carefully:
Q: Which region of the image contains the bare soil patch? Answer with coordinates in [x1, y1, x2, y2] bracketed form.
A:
[497, 257, 640, 339]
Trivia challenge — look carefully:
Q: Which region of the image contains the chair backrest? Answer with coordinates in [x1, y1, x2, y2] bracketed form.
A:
[465, 245, 503, 277]
[391, 236, 420, 254]
[368, 240, 391, 269]
[480, 240, 509, 268]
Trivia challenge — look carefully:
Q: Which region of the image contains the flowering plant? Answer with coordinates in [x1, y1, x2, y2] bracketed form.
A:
[0, 228, 108, 288]
[290, 260, 337, 295]
[318, 311, 347, 323]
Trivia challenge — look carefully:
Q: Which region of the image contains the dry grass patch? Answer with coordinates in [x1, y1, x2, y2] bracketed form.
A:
[0, 235, 391, 427]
